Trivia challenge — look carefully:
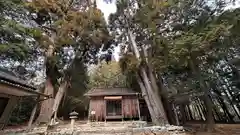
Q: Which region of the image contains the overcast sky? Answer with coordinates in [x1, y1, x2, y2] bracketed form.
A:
[96, 0, 117, 22]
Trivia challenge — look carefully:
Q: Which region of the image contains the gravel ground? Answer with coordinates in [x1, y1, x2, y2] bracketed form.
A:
[2, 121, 187, 135]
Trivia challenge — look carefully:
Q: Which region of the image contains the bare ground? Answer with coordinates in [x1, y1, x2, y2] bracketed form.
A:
[2, 121, 240, 135]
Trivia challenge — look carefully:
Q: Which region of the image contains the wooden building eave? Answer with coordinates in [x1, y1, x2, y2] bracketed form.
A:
[0, 80, 50, 97]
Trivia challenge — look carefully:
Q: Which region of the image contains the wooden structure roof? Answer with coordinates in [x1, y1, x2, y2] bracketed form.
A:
[0, 68, 49, 97]
[84, 87, 139, 97]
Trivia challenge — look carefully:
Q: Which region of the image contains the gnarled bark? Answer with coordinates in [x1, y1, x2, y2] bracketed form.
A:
[36, 45, 55, 124]
[140, 67, 168, 125]
[136, 74, 158, 124]
[127, 29, 168, 125]
[52, 81, 68, 122]
[147, 65, 174, 124]
[36, 78, 55, 124]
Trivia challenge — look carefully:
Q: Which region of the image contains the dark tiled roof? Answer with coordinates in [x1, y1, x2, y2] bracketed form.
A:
[84, 87, 139, 96]
[0, 68, 36, 90]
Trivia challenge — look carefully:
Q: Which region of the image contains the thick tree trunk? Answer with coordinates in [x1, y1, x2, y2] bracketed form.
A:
[201, 84, 215, 131]
[147, 65, 174, 124]
[127, 29, 168, 125]
[52, 81, 68, 122]
[136, 74, 158, 124]
[140, 67, 168, 125]
[143, 44, 172, 124]
[36, 45, 55, 124]
[36, 78, 55, 124]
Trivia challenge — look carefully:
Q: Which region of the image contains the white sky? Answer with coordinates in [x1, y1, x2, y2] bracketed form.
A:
[225, 0, 240, 10]
[96, 0, 121, 61]
[96, 0, 117, 22]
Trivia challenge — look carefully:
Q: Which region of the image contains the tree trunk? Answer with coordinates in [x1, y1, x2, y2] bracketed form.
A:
[200, 99, 208, 121]
[36, 44, 55, 124]
[172, 104, 180, 125]
[52, 81, 68, 122]
[136, 74, 158, 125]
[185, 105, 191, 121]
[147, 65, 174, 124]
[196, 101, 205, 121]
[179, 104, 187, 125]
[127, 29, 168, 125]
[201, 85, 215, 131]
[213, 87, 234, 122]
[222, 86, 240, 119]
[142, 43, 171, 124]
[36, 78, 55, 124]
[189, 58, 215, 132]
[140, 67, 168, 125]
[187, 105, 194, 121]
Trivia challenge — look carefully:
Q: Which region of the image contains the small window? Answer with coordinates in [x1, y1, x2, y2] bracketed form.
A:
[106, 100, 122, 116]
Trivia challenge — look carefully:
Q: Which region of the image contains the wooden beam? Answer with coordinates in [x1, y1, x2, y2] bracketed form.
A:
[0, 96, 19, 130]
[27, 89, 41, 130]
[104, 96, 122, 100]
[0, 83, 51, 97]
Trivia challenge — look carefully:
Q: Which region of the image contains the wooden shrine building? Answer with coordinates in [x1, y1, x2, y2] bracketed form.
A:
[0, 68, 49, 129]
[84, 88, 142, 121]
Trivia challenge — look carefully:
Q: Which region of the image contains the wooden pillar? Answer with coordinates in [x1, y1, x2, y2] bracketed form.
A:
[121, 98, 124, 122]
[28, 89, 41, 130]
[0, 96, 19, 130]
[104, 99, 106, 123]
[136, 97, 141, 121]
[88, 100, 91, 123]
[27, 100, 38, 130]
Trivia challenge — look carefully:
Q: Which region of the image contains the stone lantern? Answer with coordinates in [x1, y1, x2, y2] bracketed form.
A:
[69, 111, 79, 132]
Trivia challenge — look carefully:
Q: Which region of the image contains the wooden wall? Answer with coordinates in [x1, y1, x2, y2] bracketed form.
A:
[122, 96, 138, 118]
[89, 95, 139, 121]
[89, 96, 105, 121]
